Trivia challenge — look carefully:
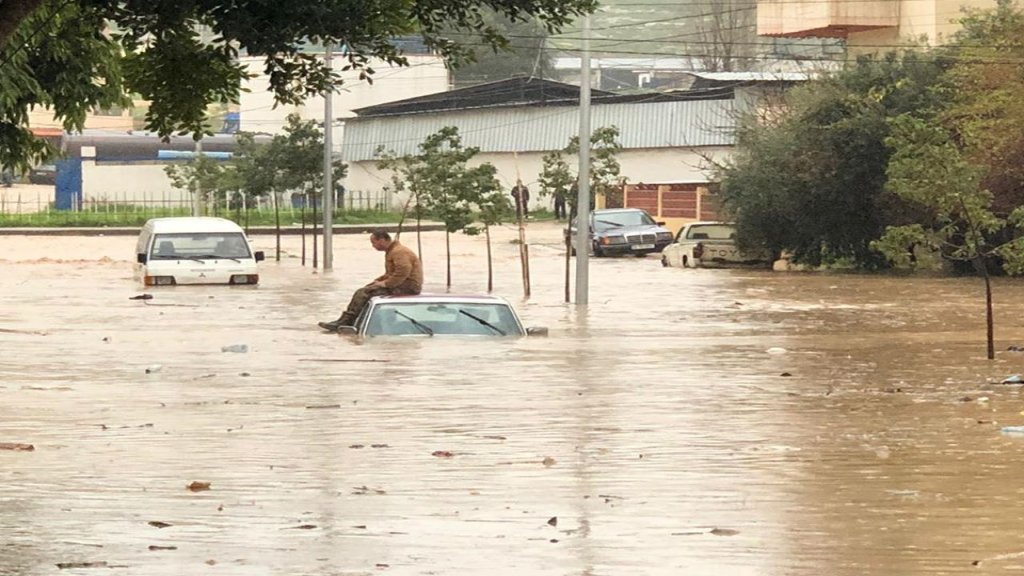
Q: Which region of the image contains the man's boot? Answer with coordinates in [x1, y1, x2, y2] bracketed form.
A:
[318, 311, 356, 332]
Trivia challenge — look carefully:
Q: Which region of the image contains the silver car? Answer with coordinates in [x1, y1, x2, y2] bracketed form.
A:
[566, 208, 674, 257]
[337, 294, 548, 338]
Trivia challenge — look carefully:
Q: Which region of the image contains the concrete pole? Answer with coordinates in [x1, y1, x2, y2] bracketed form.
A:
[323, 43, 334, 270]
[574, 14, 592, 306]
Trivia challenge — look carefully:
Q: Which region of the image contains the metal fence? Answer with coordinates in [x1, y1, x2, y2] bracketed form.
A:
[0, 187, 394, 220]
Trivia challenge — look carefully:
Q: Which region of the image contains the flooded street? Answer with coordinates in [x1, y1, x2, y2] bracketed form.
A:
[3, 221, 1024, 576]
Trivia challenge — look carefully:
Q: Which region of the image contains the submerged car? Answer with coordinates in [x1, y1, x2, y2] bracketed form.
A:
[566, 208, 674, 257]
[134, 217, 265, 286]
[337, 294, 548, 338]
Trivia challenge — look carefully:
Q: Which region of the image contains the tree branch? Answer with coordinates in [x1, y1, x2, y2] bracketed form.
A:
[0, 0, 45, 49]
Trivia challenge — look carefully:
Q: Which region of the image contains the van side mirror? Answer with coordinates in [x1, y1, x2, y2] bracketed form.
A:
[137, 253, 147, 264]
[526, 326, 549, 337]
[656, 221, 666, 226]
[254, 251, 265, 262]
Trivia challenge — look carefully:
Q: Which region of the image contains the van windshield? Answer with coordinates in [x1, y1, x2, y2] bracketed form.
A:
[150, 232, 252, 260]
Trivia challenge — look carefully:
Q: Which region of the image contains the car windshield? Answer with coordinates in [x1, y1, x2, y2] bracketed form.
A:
[592, 210, 655, 230]
[683, 224, 736, 241]
[150, 232, 252, 260]
[364, 302, 523, 337]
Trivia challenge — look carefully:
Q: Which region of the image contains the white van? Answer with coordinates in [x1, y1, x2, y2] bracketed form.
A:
[134, 217, 265, 286]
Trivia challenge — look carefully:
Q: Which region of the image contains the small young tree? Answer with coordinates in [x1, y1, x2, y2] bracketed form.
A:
[164, 154, 227, 215]
[378, 126, 486, 289]
[873, 115, 1024, 359]
[469, 171, 511, 292]
[537, 126, 624, 300]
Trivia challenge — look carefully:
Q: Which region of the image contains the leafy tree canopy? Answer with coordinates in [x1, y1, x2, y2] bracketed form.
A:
[717, 50, 948, 267]
[0, 0, 595, 172]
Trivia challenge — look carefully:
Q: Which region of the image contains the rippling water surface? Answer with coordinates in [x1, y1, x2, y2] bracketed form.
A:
[3, 222, 1024, 576]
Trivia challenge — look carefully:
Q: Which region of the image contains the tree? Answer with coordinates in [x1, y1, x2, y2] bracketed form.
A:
[537, 125, 623, 216]
[0, 0, 595, 173]
[446, 9, 553, 85]
[164, 155, 228, 215]
[873, 115, 1024, 359]
[690, 0, 761, 72]
[537, 126, 623, 300]
[378, 126, 496, 289]
[717, 50, 948, 268]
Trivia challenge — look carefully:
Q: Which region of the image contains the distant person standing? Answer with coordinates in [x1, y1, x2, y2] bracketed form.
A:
[510, 179, 530, 220]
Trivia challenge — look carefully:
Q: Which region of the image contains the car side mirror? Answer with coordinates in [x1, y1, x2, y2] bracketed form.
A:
[137, 253, 147, 264]
[254, 251, 265, 262]
[656, 221, 666, 226]
[526, 326, 549, 337]
[335, 326, 357, 335]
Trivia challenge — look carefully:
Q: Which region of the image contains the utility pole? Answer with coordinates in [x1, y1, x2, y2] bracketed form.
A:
[323, 43, 334, 270]
[574, 14, 592, 306]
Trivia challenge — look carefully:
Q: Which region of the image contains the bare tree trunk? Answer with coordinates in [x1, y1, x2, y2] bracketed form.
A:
[445, 230, 451, 290]
[274, 192, 281, 261]
[984, 266, 995, 360]
[564, 227, 571, 303]
[312, 190, 318, 269]
[417, 211, 423, 263]
[486, 225, 493, 293]
[300, 196, 307, 266]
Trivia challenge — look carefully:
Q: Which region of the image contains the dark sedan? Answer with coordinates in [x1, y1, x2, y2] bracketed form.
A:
[566, 208, 674, 257]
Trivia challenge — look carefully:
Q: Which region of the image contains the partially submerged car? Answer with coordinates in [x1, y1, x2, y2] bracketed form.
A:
[337, 294, 548, 338]
[661, 221, 770, 268]
[566, 208, 674, 257]
[134, 217, 265, 286]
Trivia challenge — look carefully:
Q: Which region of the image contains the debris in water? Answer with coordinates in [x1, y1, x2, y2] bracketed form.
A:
[148, 545, 177, 551]
[129, 294, 153, 300]
[147, 521, 172, 529]
[221, 344, 248, 353]
[57, 562, 108, 569]
[766, 347, 787, 355]
[709, 528, 740, 536]
[1000, 426, 1024, 436]
[186, 481, 211, 492]
[547, 517, 557, 526]
[542, 456, 556, 467]
[0, 443, 34, 451]
[432, 450, 454, 458]
[1000, 374, 1023, 384]
[780, 372, 792, 377]
[145, 365, 162, 374]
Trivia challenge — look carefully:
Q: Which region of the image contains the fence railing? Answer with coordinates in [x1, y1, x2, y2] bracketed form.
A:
[0, 188, 395, 226]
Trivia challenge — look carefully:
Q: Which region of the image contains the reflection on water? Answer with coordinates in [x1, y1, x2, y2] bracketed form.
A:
[2, 223, 1024, 575]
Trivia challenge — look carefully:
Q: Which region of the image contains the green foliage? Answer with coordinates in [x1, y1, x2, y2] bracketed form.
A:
[0, 0, 596, 171]
[537, 125, 623, 212]
[876, 114, 1024, 274]
[378, 126, 505, 234]
[717, 50, 947, 268]
[447, 9, 553, 84]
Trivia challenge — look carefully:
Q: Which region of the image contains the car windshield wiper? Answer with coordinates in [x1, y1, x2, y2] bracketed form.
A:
[199, 254, 241, 263]
[595, 219, 624, 227]
[394, 310, 434, 336]
[458, 310, 506, 335]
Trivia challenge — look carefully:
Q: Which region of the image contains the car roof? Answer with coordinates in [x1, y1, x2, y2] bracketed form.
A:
[592, 208, 649, 215]
[145, 217, 245, 234]
[369, 293, 514, 305]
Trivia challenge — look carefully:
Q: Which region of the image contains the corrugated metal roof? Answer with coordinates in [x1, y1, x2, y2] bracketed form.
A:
[342, 99, 737, 161]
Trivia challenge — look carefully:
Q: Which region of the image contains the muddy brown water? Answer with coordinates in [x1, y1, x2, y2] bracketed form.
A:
[2, 222, 1024, 575]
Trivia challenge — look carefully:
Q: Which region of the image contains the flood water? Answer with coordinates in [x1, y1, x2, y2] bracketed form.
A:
[2, 222, 1024, 576]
